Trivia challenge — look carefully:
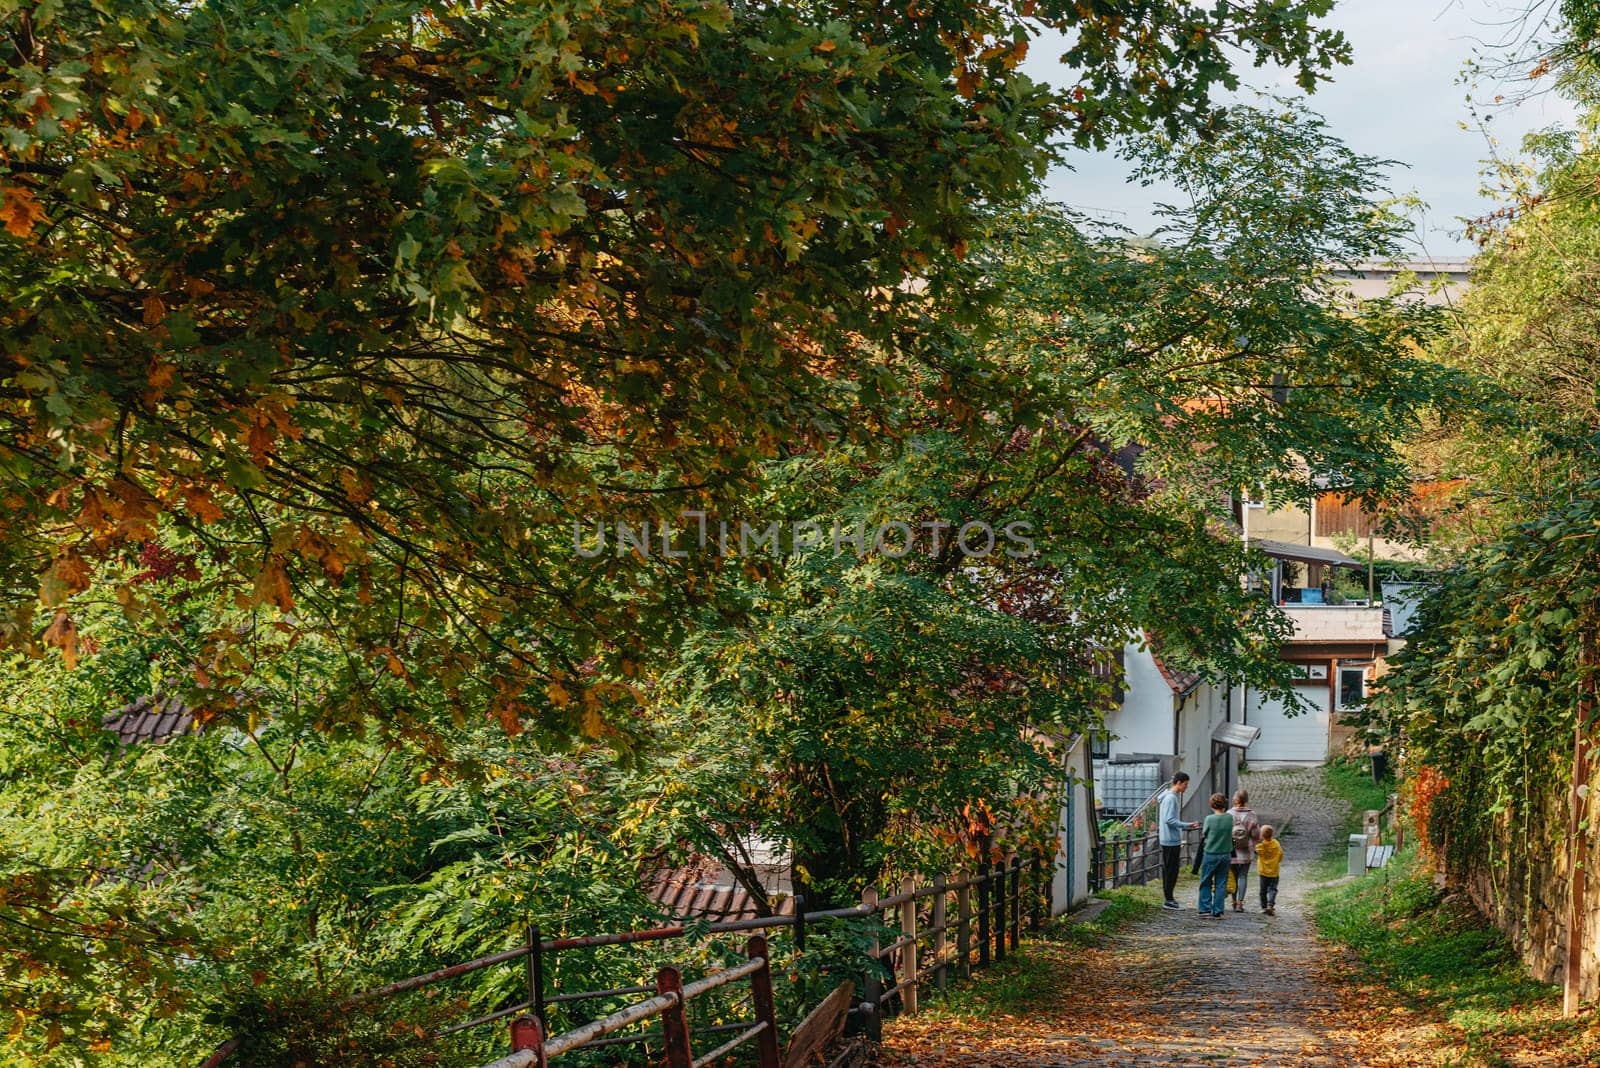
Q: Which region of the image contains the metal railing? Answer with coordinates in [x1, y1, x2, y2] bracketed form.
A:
[1090, 826, 1199, 892]
[202, 850, 1058, 1066]
[484, 936, 782, 1068]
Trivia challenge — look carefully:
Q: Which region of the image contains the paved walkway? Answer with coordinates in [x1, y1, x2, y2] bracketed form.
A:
[876, 768, 1369, 1067]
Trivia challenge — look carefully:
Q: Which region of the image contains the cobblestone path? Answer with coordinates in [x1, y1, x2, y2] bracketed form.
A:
[876, 767, 1374, 1067]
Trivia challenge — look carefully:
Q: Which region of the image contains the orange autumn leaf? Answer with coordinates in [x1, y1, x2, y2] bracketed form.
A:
[251, 557, 295, 612]
[42, 611, 79, 669]
[245, 419, 277, 463]
[0, 185, 47, 239]
[493, 700, 524, 736]
[182, 484, 225, 524]
[50, 550, 94, 598]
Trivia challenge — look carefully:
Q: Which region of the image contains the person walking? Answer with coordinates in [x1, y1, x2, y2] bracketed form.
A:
[1158, 772, 1199, 911]
[1256, 824, 1284, 915]
[1197, 793, 1233, 919]
[1227, 789, 1261, 912]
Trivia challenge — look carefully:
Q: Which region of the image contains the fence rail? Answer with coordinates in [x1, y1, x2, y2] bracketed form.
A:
[484, 936, 781, 1068]
[202, 851, 1060, 1067]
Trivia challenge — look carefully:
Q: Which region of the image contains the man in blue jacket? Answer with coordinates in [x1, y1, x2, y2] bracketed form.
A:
[1158, 772, 1199, 910]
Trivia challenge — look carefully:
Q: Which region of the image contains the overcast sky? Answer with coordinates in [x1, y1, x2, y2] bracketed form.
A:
[1024, 0, 1578, 258]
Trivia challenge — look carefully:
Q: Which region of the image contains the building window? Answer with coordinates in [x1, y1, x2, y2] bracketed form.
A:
[1090, 730, 1111, 760]
[1339, 667, 1366, 709]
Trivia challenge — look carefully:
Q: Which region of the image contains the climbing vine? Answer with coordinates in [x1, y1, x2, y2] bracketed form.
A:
[1373, 464, 1600, 884]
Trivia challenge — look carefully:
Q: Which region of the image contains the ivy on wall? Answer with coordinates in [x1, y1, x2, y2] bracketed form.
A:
[1372, 463, 1600, 907]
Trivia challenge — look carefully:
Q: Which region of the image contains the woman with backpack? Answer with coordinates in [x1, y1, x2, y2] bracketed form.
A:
[1227, 790, 1261, 912]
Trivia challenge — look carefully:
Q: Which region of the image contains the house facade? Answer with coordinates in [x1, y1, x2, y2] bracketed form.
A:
[1051, 733, 1096, 914]
[1091, 640, 1252, 822]
[1327, 259, 1470, 307]
[1239, 531, 1388, 763]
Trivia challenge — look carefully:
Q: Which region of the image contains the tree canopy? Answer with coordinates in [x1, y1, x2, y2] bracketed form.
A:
[3, 2, 1491, 1064]
[653, 102, 1458, 909]
[1, 0, 1351, 742]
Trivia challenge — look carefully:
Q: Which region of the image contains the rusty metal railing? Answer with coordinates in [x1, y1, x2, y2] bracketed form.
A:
[200, 849, 1060, 1065]
[483, 935, 782, 1068]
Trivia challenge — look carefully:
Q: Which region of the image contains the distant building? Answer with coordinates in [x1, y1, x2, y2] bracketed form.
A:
[1327, 259, 1470, 307]
[1239, 538, 1387, 763]
[1093, 639, 1249, 822]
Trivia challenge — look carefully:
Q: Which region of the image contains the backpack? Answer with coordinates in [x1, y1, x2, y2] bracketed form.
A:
[1231, 810, 1253, 852]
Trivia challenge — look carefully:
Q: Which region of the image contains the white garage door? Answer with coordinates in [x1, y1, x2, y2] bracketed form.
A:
[1246, 686, 1331, 763]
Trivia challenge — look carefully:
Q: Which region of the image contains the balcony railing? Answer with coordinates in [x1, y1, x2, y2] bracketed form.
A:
[1280, 603, 1386, 642]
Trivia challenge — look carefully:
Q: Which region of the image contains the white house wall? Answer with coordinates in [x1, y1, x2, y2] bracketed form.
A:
[1052, 735, 1094, 915]
[1105, 645, 1175, 757]
[1102, 647, 1236, 819]
[1176, 681, 1225, 813]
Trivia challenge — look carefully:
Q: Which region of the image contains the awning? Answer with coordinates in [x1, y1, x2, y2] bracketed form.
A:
[1249, 538, 1365, 570]
[1212, 722, 1261, 750]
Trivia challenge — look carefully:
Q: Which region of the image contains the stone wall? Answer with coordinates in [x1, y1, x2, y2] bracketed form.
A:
[1445, 766, 1600, 1000]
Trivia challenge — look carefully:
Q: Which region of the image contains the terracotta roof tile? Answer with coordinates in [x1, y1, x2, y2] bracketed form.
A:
[102, 694, 197, 746]
[1145, 633, 1203, 696]
[647, 859, 795, 923]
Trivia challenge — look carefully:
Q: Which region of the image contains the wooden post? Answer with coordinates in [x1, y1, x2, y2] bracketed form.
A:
[1030, 852, 1043, 933]
[746, 936, 782, 1068]
[509, 1015, 547, 1068]
[656, 966, 693, 1068]
[1566, 625, 1596, 1017]
[931, 873, 948, 992]
[976, 867, 990, 968]
[992, 859, 1006, 963]
[899, 877, 919, 1014]
[793, 892, 807, 954]
[860, 887, 882, 1040]
[526, 923, 545, 1028]
[1004, 856, 1017, 946]
[956, 870, 972, 980]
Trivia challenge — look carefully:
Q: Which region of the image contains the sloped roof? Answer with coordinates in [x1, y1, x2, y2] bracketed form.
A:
[648, 859, 795, 923]
[1212, 722, 1260, 749]
[1251, 538, 1364, 569]
[1145, 634, 1202, 697]
[102, 694, 196, 746]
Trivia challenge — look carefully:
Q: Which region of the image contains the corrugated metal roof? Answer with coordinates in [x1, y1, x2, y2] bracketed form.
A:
[1250, 538, 1364, 569]
[1212, 722, 1261, 749]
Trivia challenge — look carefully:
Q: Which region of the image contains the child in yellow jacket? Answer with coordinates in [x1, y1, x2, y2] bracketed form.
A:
[1256, 825, 1283, 915]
